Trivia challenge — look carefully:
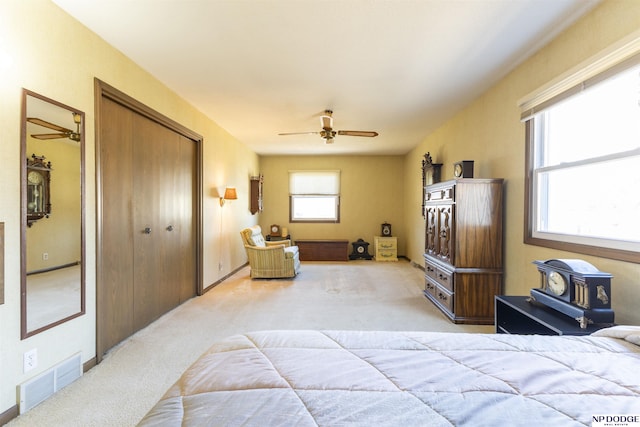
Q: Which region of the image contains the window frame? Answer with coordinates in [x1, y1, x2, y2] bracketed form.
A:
[524, 123, 639, 264]
[522, 47, 640, 264]
[289, 170, 341, 223]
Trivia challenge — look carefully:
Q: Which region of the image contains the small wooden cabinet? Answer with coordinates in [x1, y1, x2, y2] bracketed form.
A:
[423, 178, 504, 324]
[374, 236, 397, 262]
[495, 296, 613, 335]
[249, 175, 263, 215]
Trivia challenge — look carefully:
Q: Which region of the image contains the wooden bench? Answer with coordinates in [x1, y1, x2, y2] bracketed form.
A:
[295, 239, 349, 261]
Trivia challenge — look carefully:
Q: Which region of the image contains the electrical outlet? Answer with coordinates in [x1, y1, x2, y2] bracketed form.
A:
[24, 349, 37, 373]
[42, 252, 48, 260]
[218, 262, 223, 271]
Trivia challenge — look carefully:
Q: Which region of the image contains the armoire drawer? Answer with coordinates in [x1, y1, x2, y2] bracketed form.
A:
[424, 276, 438, 298]
[434, 286, 454, 313]
[435, 268, 454, 292]
[425, 258, 454, 292]
[425, 259, 438, 280]
[426, 185, 455, 202]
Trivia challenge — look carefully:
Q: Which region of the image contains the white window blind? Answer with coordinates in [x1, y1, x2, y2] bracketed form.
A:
[289, 170, 341, 222]
[289, 170, 340, 195]
[518, 28, 640, 121]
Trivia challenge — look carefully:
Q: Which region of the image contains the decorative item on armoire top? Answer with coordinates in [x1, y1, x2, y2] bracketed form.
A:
[453, 160, 474, 178]
[421, 153, 442, 216]
[530, 259, 615, 329]
[349, 239, 372, 260]
[381, 222, 392, 237]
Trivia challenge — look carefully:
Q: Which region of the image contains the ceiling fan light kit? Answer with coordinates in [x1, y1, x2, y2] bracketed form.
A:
[279, 109, 378, 144]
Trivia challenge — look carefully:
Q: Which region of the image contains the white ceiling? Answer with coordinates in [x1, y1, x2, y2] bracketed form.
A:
[52, 0, 599, 156]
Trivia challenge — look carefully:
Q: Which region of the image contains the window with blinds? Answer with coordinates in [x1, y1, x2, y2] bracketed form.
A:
[520, 31, 640, 263]
[289, 170, 340, 222]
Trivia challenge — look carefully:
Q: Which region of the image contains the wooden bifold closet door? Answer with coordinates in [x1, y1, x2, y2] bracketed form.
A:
[97, 87, 200, 360]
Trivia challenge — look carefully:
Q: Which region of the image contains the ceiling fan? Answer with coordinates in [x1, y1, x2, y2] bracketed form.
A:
[27, 113, 82, 142]
[279, 110, 378, 144]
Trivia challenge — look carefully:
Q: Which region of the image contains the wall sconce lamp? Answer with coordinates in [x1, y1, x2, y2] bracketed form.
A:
[220, 187, 238, 207]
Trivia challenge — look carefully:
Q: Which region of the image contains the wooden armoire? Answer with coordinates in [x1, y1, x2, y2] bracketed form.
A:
[423, 178, 503, 324]
[96, 80, 202, 360]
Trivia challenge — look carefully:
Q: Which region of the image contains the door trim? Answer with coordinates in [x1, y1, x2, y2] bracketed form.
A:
[94, 78, 204, 362]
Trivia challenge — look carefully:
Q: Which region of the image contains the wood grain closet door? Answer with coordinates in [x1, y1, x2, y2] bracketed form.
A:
[131, 114, 171, 330]
[98, 96, 197, 358]
[99, 97, 135, 352]
[132, 118, 196, 325]
[173, 133, 197, 303]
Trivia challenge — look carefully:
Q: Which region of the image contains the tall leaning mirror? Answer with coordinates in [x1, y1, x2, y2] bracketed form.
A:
[21, 89, 85, 339]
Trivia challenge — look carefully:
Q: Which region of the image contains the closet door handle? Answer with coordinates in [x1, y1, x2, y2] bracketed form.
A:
[143, 227, 152, 234]
[166, 225, 174, 231]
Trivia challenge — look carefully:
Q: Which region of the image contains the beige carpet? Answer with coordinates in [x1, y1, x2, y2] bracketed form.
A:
[7, 260, 493, 427]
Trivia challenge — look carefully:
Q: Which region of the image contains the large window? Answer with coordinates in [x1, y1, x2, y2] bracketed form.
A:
[289, 170, 340, 222]
[521, 39, 640, 263]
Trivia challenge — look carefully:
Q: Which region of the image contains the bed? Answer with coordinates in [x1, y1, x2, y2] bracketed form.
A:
[138, 328, 640, 426]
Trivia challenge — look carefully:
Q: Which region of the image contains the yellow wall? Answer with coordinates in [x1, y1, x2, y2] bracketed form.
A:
[0, 0, 258, 416]
[2, 0, 640, 419]
[404, 0, 640, 325]
[259, 156, 405, 253]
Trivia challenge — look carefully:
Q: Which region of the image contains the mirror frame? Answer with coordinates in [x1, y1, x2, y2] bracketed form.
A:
[20, 89, 86, 339]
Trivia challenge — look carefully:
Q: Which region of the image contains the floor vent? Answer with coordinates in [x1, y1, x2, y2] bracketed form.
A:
[19, 353, 82, 414]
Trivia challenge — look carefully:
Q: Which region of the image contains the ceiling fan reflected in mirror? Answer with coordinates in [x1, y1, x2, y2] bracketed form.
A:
[279, 110, 378, 144]
[27, 113, 81, 142]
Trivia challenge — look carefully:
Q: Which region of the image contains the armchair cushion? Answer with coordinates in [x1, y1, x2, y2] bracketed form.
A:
[241, 225, 267, 247]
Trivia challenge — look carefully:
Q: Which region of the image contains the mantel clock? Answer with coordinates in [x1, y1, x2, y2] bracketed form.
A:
[530, 259, 614, 329]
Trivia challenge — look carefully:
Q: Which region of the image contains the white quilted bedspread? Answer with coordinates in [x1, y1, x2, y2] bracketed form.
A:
[138, 329, 640, 426]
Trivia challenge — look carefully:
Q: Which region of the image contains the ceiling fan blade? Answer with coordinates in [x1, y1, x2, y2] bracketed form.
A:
[31, 133, 69, 140]
[337, 130, 379, 137]
[278, 131, 320, 136]
[27, 117, 73, 133]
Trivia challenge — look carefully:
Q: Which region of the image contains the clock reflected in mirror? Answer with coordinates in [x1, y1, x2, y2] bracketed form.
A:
[26, 154, 52, 226]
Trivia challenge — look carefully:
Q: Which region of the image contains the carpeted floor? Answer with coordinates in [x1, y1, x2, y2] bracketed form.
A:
[7, 260, 493, 427]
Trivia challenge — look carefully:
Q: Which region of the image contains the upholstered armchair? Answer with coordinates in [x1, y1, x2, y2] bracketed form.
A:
[240, 225, 301, 278]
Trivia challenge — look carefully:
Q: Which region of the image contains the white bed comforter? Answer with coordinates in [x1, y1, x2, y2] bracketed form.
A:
[138, 329, 640, 426]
